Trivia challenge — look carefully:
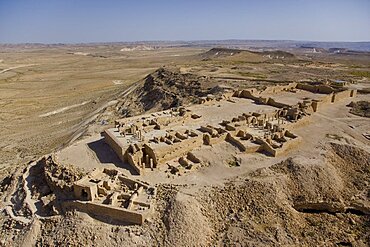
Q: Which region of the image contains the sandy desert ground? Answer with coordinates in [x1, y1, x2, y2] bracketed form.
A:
[0, 43, 369, 246]
[0, 45, 203, 169]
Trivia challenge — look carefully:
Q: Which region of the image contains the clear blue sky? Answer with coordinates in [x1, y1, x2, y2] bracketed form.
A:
[0, 0, 369, 43]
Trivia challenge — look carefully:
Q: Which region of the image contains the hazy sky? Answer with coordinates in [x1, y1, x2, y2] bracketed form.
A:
[0, 0, 369, 43]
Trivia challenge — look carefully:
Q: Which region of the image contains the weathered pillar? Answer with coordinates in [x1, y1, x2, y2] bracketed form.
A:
[145, 155, 149, 167]
[150, 158, 154, 171]
[137, 186, 144, 194]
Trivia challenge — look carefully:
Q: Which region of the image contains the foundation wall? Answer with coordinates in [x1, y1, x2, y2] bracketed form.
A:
[154, 135, 203, 164]
[267, 98, 290, 108]
[200, 125, 217, 135]
[311, 93, 333, 111]
[332, 90, 352, 102]
[257, 97, 269, 104]
[317, 85, 335, 94]
[63, 201, 145, 225]
[296, 83, 334, 94]
[222, 91, 235, 99]
[321, 94, 334, 104]
[284, 114, 311, 130]
[143, 144, 158, 166]
[103, 130, 125, 162]
[204, 133, 227, 145]
[276, 136, 302, 155]
[125, 153, 143, 175]
[187, 152, 201, 163]
[239, 90, 258, 100]
[255, 138, 277, 157]
[261, 83, 297, 94]
[244, 143, 262, 153]
[226, 133, 247, 152]
[296, 83, 317, 93]
[73, 184, 97, 201]
[118, 176, 147, 190]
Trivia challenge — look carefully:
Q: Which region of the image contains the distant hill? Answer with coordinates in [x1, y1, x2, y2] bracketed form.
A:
[2, 40, 369, 52]
[200, 48, 244, 59]
[200, 47, 295, 62]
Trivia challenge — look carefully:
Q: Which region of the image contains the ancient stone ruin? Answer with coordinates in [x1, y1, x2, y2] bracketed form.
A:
[42, 156, 156, 225]
[103, 82, 357, 175]
[16, 82, 355, 226]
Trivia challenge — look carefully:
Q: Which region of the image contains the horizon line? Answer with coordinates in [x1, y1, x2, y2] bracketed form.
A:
[1, 39, 370, 46]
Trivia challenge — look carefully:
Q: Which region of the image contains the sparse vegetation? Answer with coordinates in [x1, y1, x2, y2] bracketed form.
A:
[350, 70, 370, 78]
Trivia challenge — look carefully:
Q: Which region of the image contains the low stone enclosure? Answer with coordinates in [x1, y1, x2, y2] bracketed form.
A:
[103, 82, 357, 175]
[66, 168, 155, 224]
[42, 156, 156, 225]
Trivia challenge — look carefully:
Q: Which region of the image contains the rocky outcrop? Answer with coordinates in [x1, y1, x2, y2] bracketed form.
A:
[115, 67, 224, 116]
[197, 143, 370, 246]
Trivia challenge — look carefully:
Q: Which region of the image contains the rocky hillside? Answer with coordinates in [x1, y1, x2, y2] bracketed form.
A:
[348, 101, 370, 118]
[114, 67, 224, 117]
[155, 142, 370, 246]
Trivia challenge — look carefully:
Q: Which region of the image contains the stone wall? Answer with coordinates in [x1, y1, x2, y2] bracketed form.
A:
[267, 98, 290, 108]
[73, 183, 97, 201]
[187, 152, 202, 163]
[143, 144, 158, 166]
[238, 90, 258, 100]
[151, 135, 203, 164]
[63, 201, 146, 225]
[311, 94, 333, 111]
[276, 136, 302, 155]
[225, 133, 247, 152]
[255, 138, 277, 157]
[331, 89, 355, 102]
[260, 82, 297, 94]
[126, 152, 143, 175]
[296, 83, 334, 94]
[103, 129, 125, 162]
[203, 133, 227, 145]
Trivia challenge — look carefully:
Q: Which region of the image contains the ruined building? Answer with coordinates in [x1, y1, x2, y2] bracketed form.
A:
[103, 82, 357, 175]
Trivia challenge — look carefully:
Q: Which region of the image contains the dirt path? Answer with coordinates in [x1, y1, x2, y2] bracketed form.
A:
[0, 64, 37, 74]
[64, 82, 140, 147]
[39, 101, 91, 117]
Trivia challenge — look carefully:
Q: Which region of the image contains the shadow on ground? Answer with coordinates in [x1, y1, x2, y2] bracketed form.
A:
[87, 138, 138, 175]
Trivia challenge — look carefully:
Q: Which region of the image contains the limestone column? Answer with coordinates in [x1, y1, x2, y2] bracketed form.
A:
[150, 158, 154, 170]
[145, 155, 149, 167]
